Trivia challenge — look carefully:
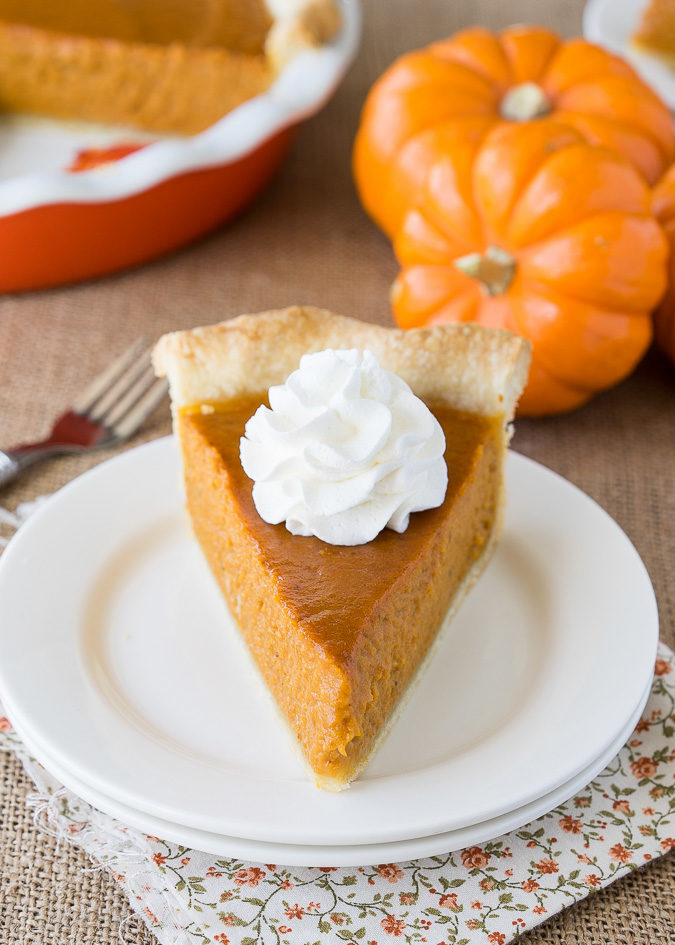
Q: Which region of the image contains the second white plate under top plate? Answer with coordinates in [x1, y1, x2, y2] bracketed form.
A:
[0, 439, 658, 847]
[7, 674, 651, 866]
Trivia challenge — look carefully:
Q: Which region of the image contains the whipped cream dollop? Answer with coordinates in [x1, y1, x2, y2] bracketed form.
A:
[239, 348, 448, 546]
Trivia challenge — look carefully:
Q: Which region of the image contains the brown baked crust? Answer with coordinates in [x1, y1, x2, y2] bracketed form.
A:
[266, 0, 342, 69]
[153, 305, 531, 419]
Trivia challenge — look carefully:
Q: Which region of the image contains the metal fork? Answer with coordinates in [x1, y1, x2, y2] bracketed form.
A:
[0, 338, 168, 489]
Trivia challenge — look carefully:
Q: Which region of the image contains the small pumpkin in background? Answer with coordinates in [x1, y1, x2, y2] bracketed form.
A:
[353, 25, 675, 238]
[652, 164, 675, 365]
[391, 122, 668, 416]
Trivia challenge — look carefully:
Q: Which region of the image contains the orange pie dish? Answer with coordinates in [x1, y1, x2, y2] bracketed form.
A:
[0, 0, 340, 133]
[153, 307, 530, 789]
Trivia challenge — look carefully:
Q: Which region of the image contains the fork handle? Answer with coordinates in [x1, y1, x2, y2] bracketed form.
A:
[0, 450, 21, 489]
[0, 445, 68, 490]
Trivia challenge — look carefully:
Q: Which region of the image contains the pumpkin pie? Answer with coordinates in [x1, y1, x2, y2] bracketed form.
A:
[0, 0, 340, 134]
[153, 307, 530, 789]
[633, 0, 675, 61]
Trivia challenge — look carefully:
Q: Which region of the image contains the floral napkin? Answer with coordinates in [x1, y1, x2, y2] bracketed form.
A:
[1, 503, 674, 945]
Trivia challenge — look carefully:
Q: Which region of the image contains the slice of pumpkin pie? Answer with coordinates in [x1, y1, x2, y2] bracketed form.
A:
[153, 306, 530, 790]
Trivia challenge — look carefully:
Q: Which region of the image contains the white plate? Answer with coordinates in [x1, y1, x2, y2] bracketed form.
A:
[6, 675, 651, 867]
[0, 439, 658, 847]
[584, 0, 675, 107]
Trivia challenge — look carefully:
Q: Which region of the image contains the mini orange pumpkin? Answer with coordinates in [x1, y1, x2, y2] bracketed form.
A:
[391, 122, 668, 416]
[353, 25, 675, 237]
[652, 164, 675, 365]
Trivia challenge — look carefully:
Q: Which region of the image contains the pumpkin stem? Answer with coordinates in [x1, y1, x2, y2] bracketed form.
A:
[454, 246, 516, 297]
[500, 82, 551, 121]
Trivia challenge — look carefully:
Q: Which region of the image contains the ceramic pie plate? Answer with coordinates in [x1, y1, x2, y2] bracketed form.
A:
[0, 0, 360, 292]
[6, 673, 652, 867]
[0, 438, 658, 847]
[584, 0, 675, 107]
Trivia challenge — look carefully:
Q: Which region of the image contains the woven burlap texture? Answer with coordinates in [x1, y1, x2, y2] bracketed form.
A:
[0, 0, 673, 942]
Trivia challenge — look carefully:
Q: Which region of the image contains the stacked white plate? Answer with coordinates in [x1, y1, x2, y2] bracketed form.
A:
[0, 438, 658, 866]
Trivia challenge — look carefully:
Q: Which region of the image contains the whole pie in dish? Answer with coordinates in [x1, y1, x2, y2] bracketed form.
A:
[0, 0, 340, 134]
[153, 307, 530, 790]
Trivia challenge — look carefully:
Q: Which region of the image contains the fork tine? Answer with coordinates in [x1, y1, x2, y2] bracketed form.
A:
[110, 378, 168, 440]
[87, 347, 152, 422]
[101, 364, 157, 429]
[74, 337, 148, 415]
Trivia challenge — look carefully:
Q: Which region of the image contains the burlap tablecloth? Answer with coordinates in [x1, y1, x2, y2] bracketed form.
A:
[0, 0, 673, 941]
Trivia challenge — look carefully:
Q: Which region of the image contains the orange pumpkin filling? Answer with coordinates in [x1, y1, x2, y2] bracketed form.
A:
[152, 306, 531, 789]
[178, 398, 501, 786]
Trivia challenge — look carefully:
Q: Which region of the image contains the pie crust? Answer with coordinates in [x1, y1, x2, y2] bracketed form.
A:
[154, 305, 530, 417]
